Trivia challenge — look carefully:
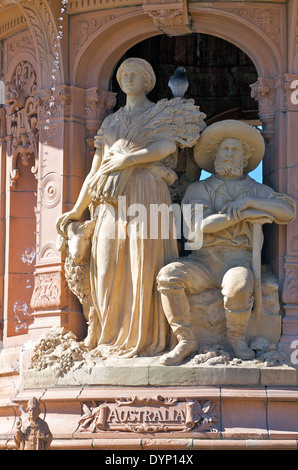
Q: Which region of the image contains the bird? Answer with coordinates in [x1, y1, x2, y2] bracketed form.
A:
[168, 66, 189, 98]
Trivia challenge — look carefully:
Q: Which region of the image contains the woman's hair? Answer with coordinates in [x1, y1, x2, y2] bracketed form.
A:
[116, 58, 156, 94]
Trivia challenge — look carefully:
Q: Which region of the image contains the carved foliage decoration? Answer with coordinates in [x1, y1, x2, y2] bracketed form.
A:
[78, 396, 218, 434]
[250, 77, 276, 114]
[85, 87, 116, 144]
[282, 258, 298, 306]
[85, 88, 116, 122]
[221, 7, 281, 52]
[144, 7, 186, 27]
[73, 16, 116, 58]
[30, 271, 68, 310]
[19, 0, 62, 87]
[5, 61, 40, 188]
[142, 0, 191, 34]
[250, 77, 276, 148]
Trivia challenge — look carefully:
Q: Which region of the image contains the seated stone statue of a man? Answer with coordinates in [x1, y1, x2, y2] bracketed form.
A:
[157, 120, 296, 366]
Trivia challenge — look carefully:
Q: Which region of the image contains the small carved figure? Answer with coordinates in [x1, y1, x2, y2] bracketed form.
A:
[14, 397, 52, 450]
[157, 120, 296, 365]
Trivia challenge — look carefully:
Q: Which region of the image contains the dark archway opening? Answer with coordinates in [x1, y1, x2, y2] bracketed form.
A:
[111, 33, 259, 125]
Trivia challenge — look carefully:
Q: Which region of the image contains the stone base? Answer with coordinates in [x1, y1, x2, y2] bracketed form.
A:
[1, 382, 298, 450]
[1, 354, 297, 450]
[23, 356, 298, 389]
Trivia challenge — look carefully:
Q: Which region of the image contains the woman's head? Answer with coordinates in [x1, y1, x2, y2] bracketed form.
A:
[116, 58, 156, 95]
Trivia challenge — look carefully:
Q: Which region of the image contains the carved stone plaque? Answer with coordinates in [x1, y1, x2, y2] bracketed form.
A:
[78, 396, 218, 433]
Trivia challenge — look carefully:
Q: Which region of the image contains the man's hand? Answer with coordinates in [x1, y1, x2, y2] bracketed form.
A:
[219, 198, 251, 220]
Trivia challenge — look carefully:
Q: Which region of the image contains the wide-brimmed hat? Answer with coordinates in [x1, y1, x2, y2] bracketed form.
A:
[193, 120, 265, 173]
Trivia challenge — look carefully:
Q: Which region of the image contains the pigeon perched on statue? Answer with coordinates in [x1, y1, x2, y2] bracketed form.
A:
[168, 66, 189, 98]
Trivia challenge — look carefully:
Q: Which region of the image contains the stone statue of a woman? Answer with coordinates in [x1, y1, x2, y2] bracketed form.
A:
[56, 58, 206, 358]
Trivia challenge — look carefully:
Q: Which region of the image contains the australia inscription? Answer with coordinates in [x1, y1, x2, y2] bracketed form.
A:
[78, 396, 218, 433]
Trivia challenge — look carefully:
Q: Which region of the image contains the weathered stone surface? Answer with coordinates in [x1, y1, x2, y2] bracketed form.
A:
[23, 355, 298, 389]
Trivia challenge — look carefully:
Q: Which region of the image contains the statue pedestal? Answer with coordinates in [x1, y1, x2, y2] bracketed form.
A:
[1, 358, 294, 450]
[1, 358, 297, 450]
[22, 356, 298, 389]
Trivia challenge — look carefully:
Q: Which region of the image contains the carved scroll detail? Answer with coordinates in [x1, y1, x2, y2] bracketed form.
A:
[78, 396, 218, 433]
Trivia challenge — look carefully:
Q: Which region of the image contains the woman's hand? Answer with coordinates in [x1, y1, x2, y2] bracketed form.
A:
[56, 209, 82, 236]
[99, 151, 136, 174]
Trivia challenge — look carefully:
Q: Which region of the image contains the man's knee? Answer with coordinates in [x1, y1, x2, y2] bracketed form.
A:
[221, 267, 254, 311]
[157, 262, 188, 293]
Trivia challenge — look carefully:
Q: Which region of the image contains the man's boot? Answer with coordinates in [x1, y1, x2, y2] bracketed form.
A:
[225, 309, 255, 360]
[159, 290, 198, 366]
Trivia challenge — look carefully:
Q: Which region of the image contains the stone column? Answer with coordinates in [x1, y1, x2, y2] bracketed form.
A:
[29, 86, 83, 340]
[29, 85, 116, 341]
[279, 74, 298, 355]
[250, 75, 298, 356]
[0, 109, 6, 344]
[2, 64, 39, 342]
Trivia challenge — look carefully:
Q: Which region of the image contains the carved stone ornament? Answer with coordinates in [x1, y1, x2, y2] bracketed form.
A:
[78, 396, 218, 433]
[85, 87, 117, 146]
[5, 61, 40, 187]
[38, 86, 71, 125]
[142, 0, 191, 35]
[14, 397, 52, 451]
[223, 7, 281, 52]
[85, 88, 117, 121]
[19, 0, 62, 87]
[282, 257, 298, 306]
[73, 16, 116, 58]
[30, 271, 67, 310]
[250, 77, 276, 148]
[250, 77, 276, 115]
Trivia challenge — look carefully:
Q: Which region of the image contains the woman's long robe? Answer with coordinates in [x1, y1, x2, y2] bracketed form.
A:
[89, 108, 179, 357]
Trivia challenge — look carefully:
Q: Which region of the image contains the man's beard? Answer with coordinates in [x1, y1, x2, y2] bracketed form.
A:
[214, 160, 243, 177]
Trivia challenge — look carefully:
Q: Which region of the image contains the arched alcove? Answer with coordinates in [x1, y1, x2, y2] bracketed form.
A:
[73, 8, 283, 90]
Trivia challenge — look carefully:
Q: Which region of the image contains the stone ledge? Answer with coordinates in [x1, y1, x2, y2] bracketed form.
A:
[1, 437, 298, 450]
[2, 385, 298, 446]
[23, 356, 298, 389]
